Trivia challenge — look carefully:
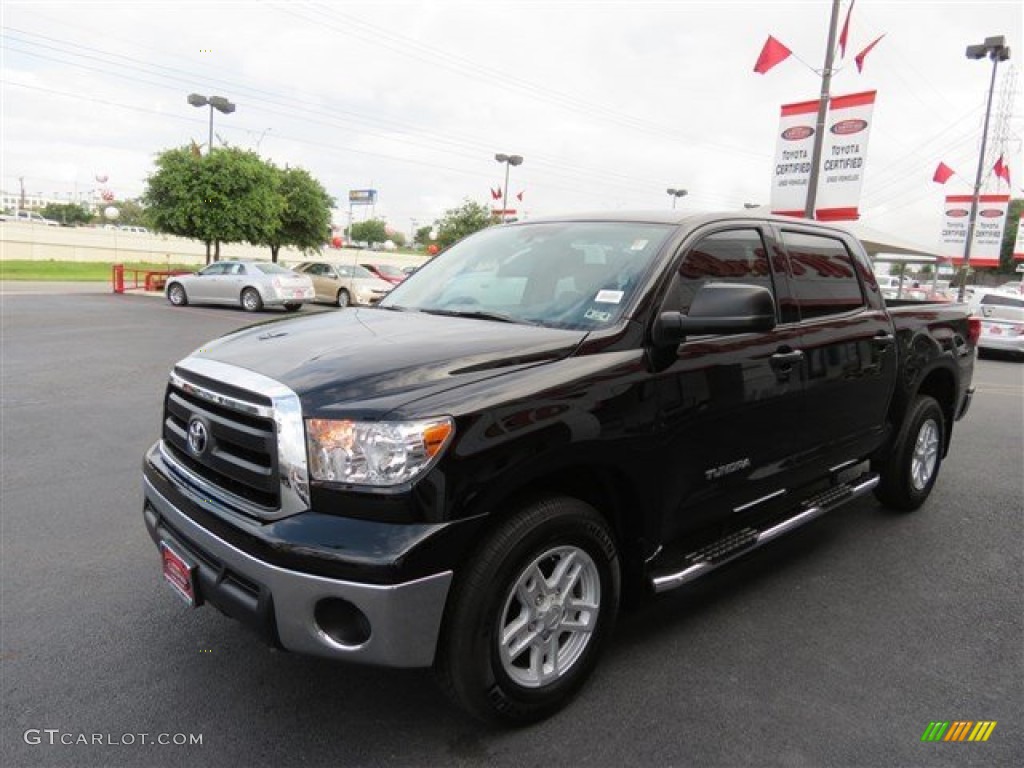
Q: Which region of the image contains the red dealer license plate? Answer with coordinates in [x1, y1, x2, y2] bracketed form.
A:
[161, 542, 198, 607]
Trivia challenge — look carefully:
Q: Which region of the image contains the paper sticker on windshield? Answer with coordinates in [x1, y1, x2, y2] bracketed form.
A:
[595, 289, 624, 304]
[630, 239, 649, 251]
[584, 309, 612, 323]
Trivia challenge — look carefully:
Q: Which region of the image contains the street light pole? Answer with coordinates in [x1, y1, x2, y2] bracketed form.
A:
[188, 93, 236, 155]
[494, 153, 523, 222]
[666, 188, 688, 209]
[187, 94, 236, 263]
[957, 36, 1010, 302]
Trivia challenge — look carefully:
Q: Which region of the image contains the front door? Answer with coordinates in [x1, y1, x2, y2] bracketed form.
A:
[652, 224, 806, 542]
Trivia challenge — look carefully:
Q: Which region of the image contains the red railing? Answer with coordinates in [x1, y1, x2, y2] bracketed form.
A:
[112, 265, 191, 294]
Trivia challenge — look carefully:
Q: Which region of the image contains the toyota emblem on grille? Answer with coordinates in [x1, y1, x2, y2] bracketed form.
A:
[187, 418, 209, 456]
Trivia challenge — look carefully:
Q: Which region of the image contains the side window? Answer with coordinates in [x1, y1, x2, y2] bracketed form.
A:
[199, 264, 226, 276]
[781, 231, 865, 320]
[980, 294, 1024, 308]
[234, 264, 247, 276]
[663, 228, 775, 315]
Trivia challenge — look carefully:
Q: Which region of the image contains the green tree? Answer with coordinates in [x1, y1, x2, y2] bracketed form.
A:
[349, 218, 388, 246]
[111, 198, 152, 227]
[414, 225, 433, 246]
[436, 199, 496, 249]
[259, 166, 334, 263]
[144, 146, 282, 263]
[999, 198, 1023, 273]
[39, 203, 93, 226]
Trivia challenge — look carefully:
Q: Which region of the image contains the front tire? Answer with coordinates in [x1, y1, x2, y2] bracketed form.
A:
[284, 303, 302, 312]
[873, 395, 945, 511]
[434, 496, 620, 725]
[241, 287, 263, 312]
[167, 283, 188, 306]
[336, 289, 351, 308]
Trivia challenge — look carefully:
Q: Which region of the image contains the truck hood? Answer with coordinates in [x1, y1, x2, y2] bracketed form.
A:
[189, 308, 586, 412]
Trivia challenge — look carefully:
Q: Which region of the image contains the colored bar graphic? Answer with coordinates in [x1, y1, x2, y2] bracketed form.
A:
[922, 721, 996, 742]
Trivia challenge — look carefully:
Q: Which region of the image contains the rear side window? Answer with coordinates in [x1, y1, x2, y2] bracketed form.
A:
[781, 231, 865, 319]
[980, 294, 1024, 308]
[663, 229, 774, 314]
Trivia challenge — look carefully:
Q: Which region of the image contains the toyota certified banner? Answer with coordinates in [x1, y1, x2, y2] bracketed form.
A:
[940, 194, 1010, 267]
[814, 91, 877, 221]
[770, 99, 818, 216]
[770, 91, 877, 221]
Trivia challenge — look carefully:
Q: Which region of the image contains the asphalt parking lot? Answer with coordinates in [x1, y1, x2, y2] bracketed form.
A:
[2, 287, 1022, 767]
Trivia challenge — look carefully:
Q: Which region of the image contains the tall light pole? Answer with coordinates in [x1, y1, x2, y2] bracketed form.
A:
[188, 94, 236, 263]
[957, 36, 1011, 302]
[187, 93, 236, 155]
[666, 188, 688, 209]
[494, 153, 523, 222]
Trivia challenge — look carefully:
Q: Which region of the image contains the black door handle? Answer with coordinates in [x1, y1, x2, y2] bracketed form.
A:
[770, 349, 805, 368]
[872, 333, 895, 349]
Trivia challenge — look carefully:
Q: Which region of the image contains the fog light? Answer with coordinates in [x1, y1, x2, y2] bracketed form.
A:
[315, 598, 371, 647]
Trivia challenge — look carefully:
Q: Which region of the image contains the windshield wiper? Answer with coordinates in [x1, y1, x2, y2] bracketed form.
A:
[420, 308, 527, 324]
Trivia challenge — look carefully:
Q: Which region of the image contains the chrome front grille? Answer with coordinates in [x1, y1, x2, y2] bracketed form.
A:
[160, 358, 310, 521]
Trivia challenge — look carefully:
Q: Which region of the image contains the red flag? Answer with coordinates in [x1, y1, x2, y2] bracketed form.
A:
[516, 190, 524, 202]
[994, 155, 1011, 185]
[932, 162, 955, 184]
[839, 0, 855, 58]
[753, 36, 792, 74]
[490, 187, 501, 200]
[854, 34, 884, 73]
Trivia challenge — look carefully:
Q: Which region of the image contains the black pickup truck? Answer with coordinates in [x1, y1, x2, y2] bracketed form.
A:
[143, 212, 977, 723]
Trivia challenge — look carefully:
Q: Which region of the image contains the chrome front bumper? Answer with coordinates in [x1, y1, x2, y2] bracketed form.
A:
[144, 476, 452, 668]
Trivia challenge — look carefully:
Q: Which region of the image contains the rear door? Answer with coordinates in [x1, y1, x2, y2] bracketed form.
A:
[774, 226, 897, 470]
[653, 224, 806, 540]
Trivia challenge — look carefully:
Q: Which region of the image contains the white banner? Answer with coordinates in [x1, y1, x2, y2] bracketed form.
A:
[815, 91, 877, 221]
[1013, 217, 1024, 261]
[770, 99, 819, 217]
[940, 194, 1009, 267]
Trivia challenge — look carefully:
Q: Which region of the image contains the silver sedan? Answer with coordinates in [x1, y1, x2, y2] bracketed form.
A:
[165, 260, 314, 312]
[295, 262, 393, 307]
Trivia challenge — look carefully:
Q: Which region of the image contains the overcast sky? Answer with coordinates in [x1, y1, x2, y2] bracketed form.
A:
[2, 0, 1021, 246]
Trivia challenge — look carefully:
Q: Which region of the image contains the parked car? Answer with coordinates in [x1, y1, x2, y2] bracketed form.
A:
[143, 211, 975, 724]
[165, 260, 314, 312]
[118, 225, 150, 234]
[295, 262, 393, 307]
[1, 210, 59, 226]
[360, 262, 407, 285]
[970, 288, 1024, 357]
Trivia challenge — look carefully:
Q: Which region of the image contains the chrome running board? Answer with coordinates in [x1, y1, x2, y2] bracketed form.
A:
[650, 473, 880, 594]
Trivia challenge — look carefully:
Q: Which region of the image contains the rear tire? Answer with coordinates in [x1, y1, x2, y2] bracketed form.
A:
[434, 496, 620, 725]
[336, 289, 350, 308]
[284, 303, 302, 312]
[241, 288, 263, 312]
[167, 283, 188, 307]
[873, 395, 945, 511]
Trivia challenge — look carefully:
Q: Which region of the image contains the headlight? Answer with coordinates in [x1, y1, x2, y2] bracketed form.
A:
[306, 417, 454, 487]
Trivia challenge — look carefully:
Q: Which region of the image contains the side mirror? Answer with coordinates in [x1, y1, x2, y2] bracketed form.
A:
[652, 282, 777, 346]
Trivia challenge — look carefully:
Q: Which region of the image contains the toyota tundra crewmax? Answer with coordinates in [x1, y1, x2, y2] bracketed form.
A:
[143, 211, 976, 723]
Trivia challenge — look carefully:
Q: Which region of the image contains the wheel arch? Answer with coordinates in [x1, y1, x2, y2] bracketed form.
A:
[463, 462, 651, 602]
[913, 365, 957, 455]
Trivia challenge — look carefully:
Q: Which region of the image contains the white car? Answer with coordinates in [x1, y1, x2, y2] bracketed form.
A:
[969, 288, 1024, 358]
[165, 260, 314, 312]
[2, 210, 59, 226]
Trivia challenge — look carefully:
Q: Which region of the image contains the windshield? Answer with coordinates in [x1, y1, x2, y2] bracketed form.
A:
[371, 263, 405, 277]
[380, 221, 673, 330]
[339, 265, 376, 279]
